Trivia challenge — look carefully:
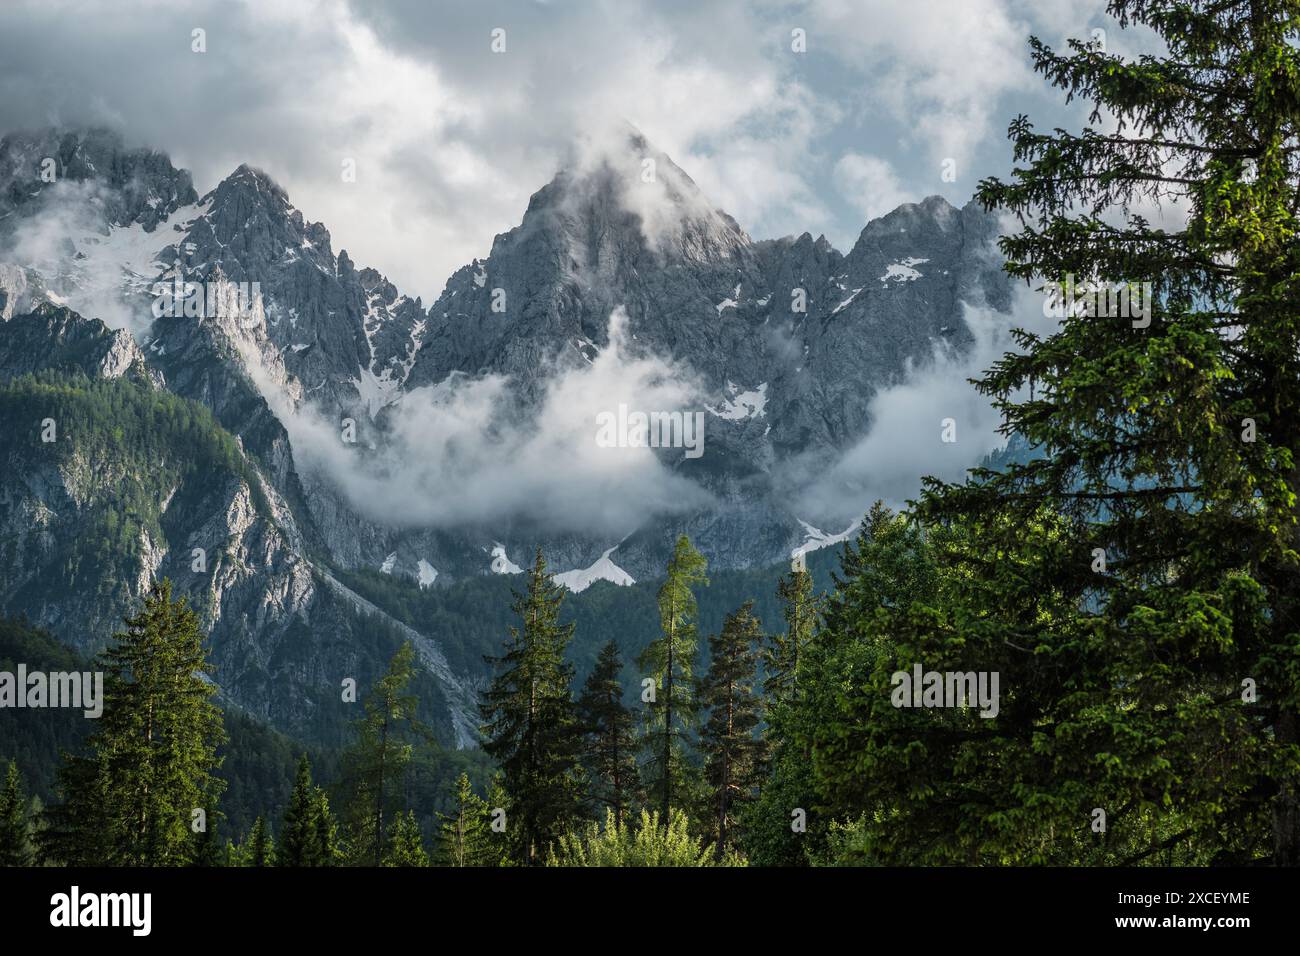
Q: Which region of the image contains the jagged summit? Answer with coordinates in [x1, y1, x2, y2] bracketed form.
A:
[0, 126, 197, 233]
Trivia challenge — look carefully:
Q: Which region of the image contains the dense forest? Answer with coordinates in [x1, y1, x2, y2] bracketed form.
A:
[3, 0, 1300, 867]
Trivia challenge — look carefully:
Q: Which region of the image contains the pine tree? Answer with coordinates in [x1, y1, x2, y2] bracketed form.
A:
[279, 754, 323, 867]
[312, 789, 341, 866]
[801, 2, 1300, 864]
[479, 550, 583, 864]
[189, 800, 224, 867]
[40, 580, 226, 865]
[699, 602, 765, 858]
[0, 762, 33, 866]
[437, 772, 504, 867]
[767, 562, 818, 702]
[575, 640, 640, 828]
[248, 816, 275, 867]
[638, 535, 708, 827]
[341, 642, 422, 866]
[384, 810, 429, 866]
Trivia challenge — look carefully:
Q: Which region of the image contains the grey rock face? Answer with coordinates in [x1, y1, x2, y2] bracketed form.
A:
[0, 303, 157, 383]
[0, 123, 1017, 745]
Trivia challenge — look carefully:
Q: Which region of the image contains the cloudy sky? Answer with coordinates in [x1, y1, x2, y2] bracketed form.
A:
[0, 0, 1158, 303]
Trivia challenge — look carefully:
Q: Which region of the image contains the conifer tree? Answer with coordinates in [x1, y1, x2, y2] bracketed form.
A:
[575, 640, 640, 828]
[312, 789, 341, 866]
[0, 762, 33, 866]
[803, 2, 1300, 864]
[279, 754, 324, 866]
[341, 642, 422, 866]
[767, 563, 818, 702]
[437, 772, 505, 867]
[384, 810, 429, 866]
[638, 535, 708, 827]
[41, 580, 226, 866]
[189, 800, 224, 867]
[480, 550, 583, 864]
[699, 602, 765, 858]
[248, 816, 275, 867]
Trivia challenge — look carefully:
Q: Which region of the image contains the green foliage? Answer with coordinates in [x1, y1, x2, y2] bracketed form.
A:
[436, 772, 508, 866]
[383, 810, 429, 867]
[480, 551, 584, 864]
[639, 535, 709, 824]
[768, 567, 818, 701]
[575, 640, 640, 827]
[40, 580, 226, 866]
[279, 755, 339, 867]
[0, 372, 270, 612]
[784, 0, 1300, 865]
[340, 642, 424, 866]
[546, 808, 746, 867]
[698, 601, 766, 856]
[0, 761, 34, 866]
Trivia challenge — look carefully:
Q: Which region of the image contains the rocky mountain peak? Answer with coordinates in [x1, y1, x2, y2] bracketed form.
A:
[0, 126, 197, 233]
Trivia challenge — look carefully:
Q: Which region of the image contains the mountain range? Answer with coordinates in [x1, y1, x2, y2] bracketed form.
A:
[0, 125, 1013, 748]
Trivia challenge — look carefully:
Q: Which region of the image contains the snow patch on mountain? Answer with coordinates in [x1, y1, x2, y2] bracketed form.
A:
[791, 518, 859, 559]
[711, 381, 767, 420]
[489, 543, 523, 574]
[553, 546, 635, 593]
[880, 257, 929, 284]
[417, 559, 438, 588]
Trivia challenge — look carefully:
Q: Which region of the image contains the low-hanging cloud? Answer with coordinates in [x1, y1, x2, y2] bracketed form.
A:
[286, 306, 715, 536]
[798, 283, 1057, 524]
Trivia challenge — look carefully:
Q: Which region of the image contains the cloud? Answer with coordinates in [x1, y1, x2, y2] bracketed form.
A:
[285, 307, 715, 535]
[0, 0, 1163, 305]
[798, 283, 1057, 523]
[832, 153, 911, 221]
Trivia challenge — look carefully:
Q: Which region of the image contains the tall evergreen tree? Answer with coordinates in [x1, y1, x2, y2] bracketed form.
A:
[575, 640, 640, 828]
[699, 602, 765, 858]
[279, 754, 324, 867]
[437, 772, 503, 867]
[312, 789, 341, 866]
[248, 816, 275, 867]
[40, 580, 226, 866]
[480, 550, 583, 864]
[340, 642, 422, 866]
[800, 1, 1300, 864]
[638, 535, 708, 827]
[0, 762, 33, 866]
[189, 799, 224, 867]
[768, 563, 818, 703]
[384, 810, 429, 867]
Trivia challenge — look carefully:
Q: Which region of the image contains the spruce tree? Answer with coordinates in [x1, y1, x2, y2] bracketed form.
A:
[638, 535, 708, 827]
[384, 810, 429, 866]
[341, 642, 422, 866]
[41, 579, 226, 865]
[248, 816, 275, 867]
[279, 754, 322, 866]
[803, 2, 1300, 864]
[699, 602, 765, 858]
[312, 789, 341, 866]
[437, 772, 504, 867]
[480, 550, 583, 864]
[0, 762, 33, 866]
[575, 640, 640, 828]
[768, 563, 818, 702]
[189, 799, 224, 867]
